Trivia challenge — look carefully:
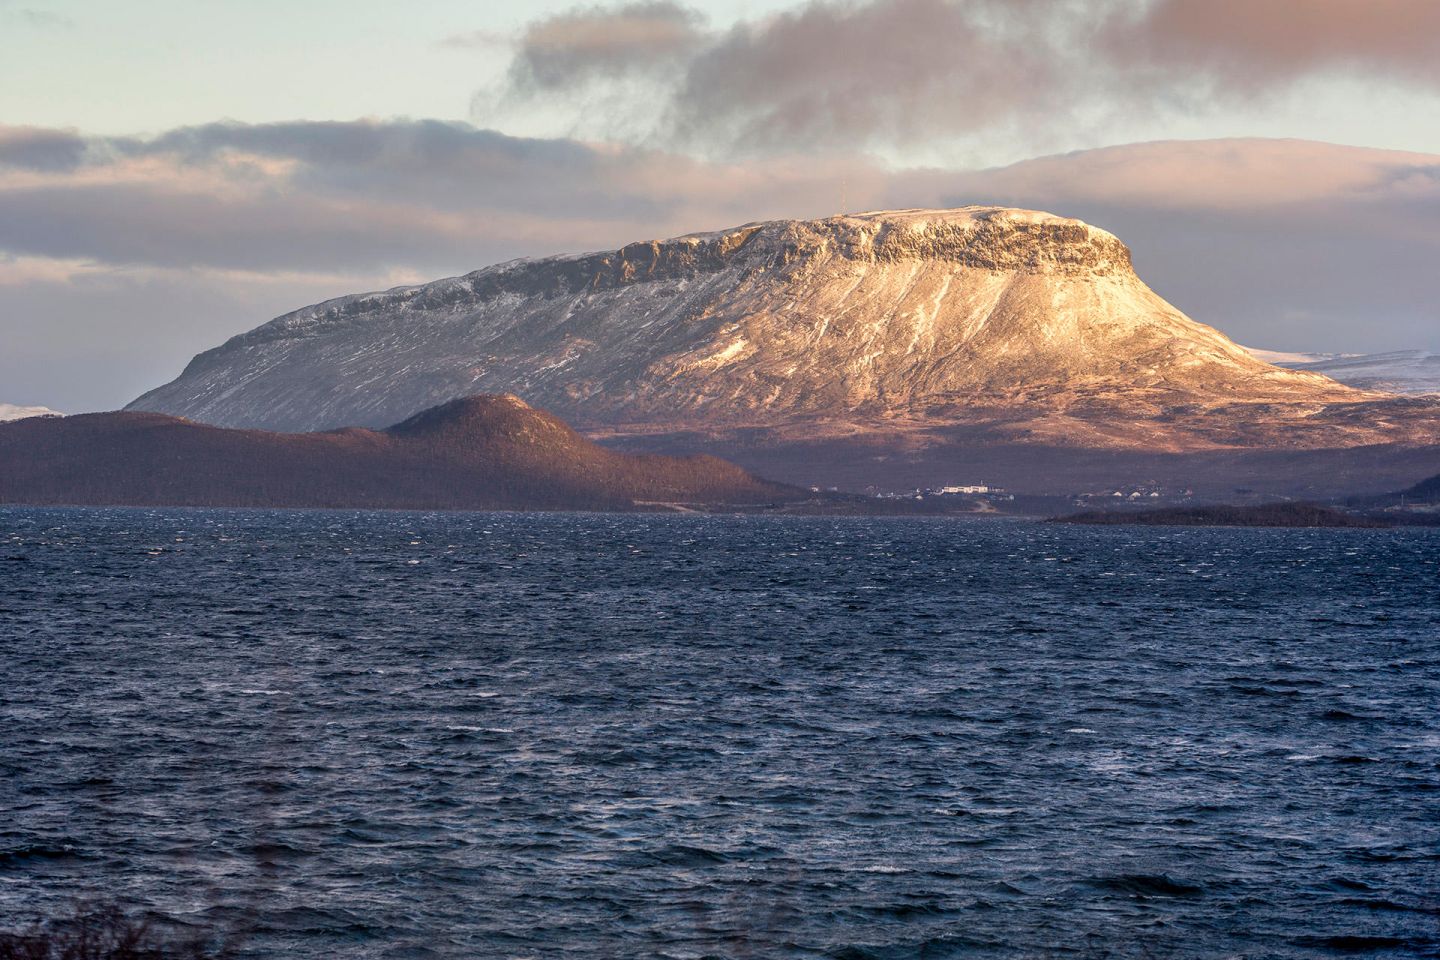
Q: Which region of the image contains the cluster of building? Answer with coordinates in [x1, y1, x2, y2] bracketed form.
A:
[1071, 486, 1193, 505]
[867, 483, 1013, 501]
[935, 484, 991, 495]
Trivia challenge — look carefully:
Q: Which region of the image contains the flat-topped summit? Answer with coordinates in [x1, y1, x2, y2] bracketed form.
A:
[171, 207, 1135, 358]
[778, 207, 1133, 272]
[128, 206, 1436, 465]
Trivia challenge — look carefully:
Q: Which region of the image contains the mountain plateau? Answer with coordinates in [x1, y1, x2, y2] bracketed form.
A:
[128, 208, 1440, 493]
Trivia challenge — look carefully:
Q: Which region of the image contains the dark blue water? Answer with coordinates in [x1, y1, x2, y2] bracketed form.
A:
[2, 508, 1437, 958]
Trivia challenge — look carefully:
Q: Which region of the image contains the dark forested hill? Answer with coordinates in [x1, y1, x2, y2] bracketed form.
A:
[0, 395, 800, 511]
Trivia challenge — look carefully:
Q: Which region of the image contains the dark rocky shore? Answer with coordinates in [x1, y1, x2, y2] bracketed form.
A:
[1055, 502, 1394, 528]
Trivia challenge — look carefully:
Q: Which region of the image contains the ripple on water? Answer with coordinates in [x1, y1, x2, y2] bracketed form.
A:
[1, 508, 1437, 959]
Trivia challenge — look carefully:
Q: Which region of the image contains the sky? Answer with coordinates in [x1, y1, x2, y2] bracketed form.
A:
[3, 0, 1440, 412]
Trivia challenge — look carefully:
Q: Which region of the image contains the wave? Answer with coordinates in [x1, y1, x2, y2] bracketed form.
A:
[1092, 873, 1205, 897]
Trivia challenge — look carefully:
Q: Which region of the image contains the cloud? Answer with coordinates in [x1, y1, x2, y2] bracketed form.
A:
[0, 127, 89, 171]
[504, 1, 705, 91]
[667, 0, 1069, 154]
[468, 1, 711, 144]
[0, 4, 73, 29]
[474, 0, 1440, 157]
[438, 28, 512, 50]
[1102, 0, 1440, 92]
[936, 138, 1440, 211]
[477, 0, 1071, 153]
[0, 253, 108, 286]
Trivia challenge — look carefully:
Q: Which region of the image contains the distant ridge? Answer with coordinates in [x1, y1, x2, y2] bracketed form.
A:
[0, 395, 799, 511]
[1244, 347, 1440, 396]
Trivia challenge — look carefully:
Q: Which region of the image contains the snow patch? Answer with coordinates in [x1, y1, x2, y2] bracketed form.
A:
[0, 403, 62, 422]
[1245, 346, 1440, 395]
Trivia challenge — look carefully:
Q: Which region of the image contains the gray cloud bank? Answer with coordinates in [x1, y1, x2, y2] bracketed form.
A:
[475, 0, 1440, 156]
[1, 119, 1437, 411]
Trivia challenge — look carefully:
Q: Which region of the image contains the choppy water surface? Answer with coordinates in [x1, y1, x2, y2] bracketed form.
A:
[2, 509, 1437, 958]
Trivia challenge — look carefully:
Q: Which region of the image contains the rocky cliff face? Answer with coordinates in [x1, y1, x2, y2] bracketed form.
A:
[129, 207, 1435, 455]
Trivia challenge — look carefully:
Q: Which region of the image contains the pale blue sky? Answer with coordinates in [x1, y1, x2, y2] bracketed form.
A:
[2, 0, 554, 134]
[0, 1, 788, 135]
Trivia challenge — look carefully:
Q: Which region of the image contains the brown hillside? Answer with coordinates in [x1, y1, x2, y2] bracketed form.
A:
[0, 395, 799, 511]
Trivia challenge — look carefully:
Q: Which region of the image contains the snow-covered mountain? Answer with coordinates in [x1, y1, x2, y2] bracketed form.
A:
[1245, 348, 1440, 396]
[129, 207, 1438, 453]
[0, 404, 62, 422]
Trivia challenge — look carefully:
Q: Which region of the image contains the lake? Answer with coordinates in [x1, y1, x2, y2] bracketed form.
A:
[2, 509, 1436, 957]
